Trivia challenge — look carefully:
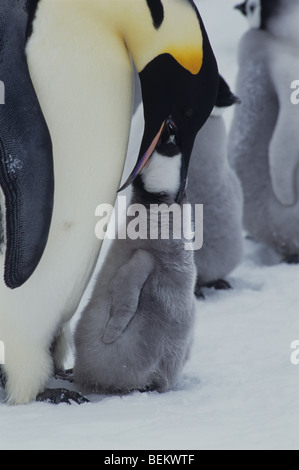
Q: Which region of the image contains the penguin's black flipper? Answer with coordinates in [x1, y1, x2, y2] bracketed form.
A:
[36, 388, 90, 405]
[0, 1, 54, 289]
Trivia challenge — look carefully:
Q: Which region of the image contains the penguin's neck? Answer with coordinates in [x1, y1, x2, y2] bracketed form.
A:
[131, 179, 181, 208]
[127, 178, 194, 257]
[73, 0, 203, 76]
[267, 4, 299, 48]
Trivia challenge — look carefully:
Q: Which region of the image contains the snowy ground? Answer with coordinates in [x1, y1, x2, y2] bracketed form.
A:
[1, 0, 299, 451]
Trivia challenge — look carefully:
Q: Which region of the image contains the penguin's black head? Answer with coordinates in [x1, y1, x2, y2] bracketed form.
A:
[235, 0, 280, 30]
[130, 118, 184, 204]
[119, 15, 219, 204]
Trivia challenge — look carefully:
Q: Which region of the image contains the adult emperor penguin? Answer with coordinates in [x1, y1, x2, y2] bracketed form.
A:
[0, 0, 218, 404]
[187, 76, 244, 298]
[74, 120, 196, 394]
[229, 0, 299, 262]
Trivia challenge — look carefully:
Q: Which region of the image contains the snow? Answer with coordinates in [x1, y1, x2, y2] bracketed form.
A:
[0, 0, 299, 451]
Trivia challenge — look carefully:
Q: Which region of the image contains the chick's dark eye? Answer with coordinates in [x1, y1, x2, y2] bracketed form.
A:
[250, 4, 256, 12]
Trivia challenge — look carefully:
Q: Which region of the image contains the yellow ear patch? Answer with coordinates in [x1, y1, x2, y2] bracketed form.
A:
[120, 0, 204, 76]
[164, 45, 203, 75]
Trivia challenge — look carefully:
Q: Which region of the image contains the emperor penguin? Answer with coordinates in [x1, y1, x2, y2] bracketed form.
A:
[0, 0, 218, 404]
[229, 0, 299, 262]
[74, 119, 196, 394]
[187, 77, 244, 298]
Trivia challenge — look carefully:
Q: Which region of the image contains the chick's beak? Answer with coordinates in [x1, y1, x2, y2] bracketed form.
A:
[235, 2, 247, 16]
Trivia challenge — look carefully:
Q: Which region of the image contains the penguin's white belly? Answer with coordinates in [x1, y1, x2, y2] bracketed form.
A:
[0, 1, 132, 334]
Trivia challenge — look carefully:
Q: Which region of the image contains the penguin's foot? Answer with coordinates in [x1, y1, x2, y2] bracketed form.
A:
[283, 254, 299, 265]
[194, 283, 205, 300]
[36, 388, 90, 405]
[54, 369, 74, 383]
[138, 386, 155, 393]
[0, 367, 6, 389]
[205, 279, 232, 291]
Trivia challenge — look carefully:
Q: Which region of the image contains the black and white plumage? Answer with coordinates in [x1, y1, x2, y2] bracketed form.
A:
[0, 0, 218, 405]
[74, 121, 196, 394]
[187, 77, 244, 296]
[229, 0, 299, 261]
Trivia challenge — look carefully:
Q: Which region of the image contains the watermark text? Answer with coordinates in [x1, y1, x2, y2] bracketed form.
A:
[290, 80, 299, 105]
[95, 196, 203, 251]
[104, 453, 196, 467]
[290, 340, 299, 365]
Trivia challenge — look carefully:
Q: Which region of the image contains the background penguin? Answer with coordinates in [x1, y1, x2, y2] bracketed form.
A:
[0, 0, 218, 404]
[74, 120, 196, 394]
[235, 0, 280, 30]
[229, 0, 299, 263]
[187, 76, 244, 298]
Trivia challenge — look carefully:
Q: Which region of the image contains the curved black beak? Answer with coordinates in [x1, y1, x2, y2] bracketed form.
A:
[0, 4, 54, 289]
[235, 2, 247, 16]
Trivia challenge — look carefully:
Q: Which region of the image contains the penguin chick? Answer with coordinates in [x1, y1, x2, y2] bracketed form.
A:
[235, 0, 299, 41]
[74, 120, 196, 394]
[235, 0, 280, 30]
[187, 77, 244, 298]
[230, 1, 299, 260]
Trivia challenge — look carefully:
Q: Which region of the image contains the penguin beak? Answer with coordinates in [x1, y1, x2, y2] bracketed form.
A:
[118, 121, 166, 193]
[235, 2, 247, 16]
[0, 17, 54, 289]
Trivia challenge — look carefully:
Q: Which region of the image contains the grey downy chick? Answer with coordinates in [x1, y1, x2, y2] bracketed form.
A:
[230, 0, 299, 263]
[74, 120, 196, 394]
[187, 76, 244, 298]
